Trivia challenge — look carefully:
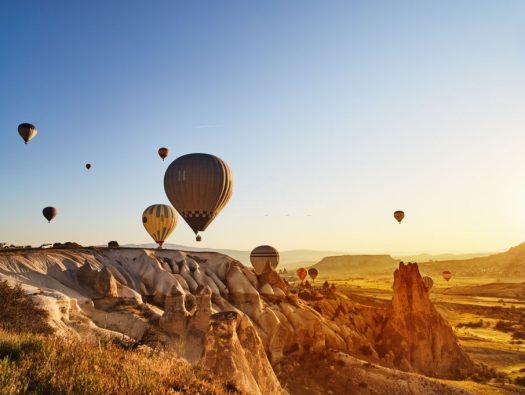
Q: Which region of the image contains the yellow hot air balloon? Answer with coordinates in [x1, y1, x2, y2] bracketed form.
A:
[250, 245, 279, 275]
[142, 204, 177, 248]
[394, 210, 405, 224]
[164, 153, 233, 240]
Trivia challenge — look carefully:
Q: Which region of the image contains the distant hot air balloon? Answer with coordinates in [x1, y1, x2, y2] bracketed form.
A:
[164, 153, 233, 241]
[296, 268, 307, 282]
[196, 235, 202, 242]
[142, 204, 178, 248]
[308, 268, 319, 282]
[158, 147, 169, 161]
[422, 276, 434, 291]
[18, 123, 37, 144]
[394, 210, 405, 224]
[250, 245, 279, 275]
[85, 163, 91, 170]
[42, 207, 57, 223]
[442, 271, 452, 282]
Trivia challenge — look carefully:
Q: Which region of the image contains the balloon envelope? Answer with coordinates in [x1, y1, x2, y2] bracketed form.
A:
[164, 153, 233, 235]
[250, 245, 279, 275]
[422, 276, 434, 290]
[42, 207, 57, 222]
[296, 268, 307, 281]
[86, 164, 91, 170]
[442, 271, 452, 282]
[18, 123, 37, 144]
[158, 147, 169, 161]
[394, 210, 405, 223]
[142, 204, 177, 248]
[308, 268, 318, 281]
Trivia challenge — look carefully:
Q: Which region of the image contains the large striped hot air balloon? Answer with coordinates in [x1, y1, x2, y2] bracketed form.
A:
[442, 271, 452, 282]
[164, 153, 233, 241]
[142, 204, 178, 248]
[18, 123, 37, 144]
[250, 245, 279, 275]
[394, 210, 405, 224]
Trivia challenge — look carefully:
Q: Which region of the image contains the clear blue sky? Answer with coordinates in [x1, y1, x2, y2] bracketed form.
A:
[1, 1, 525, 253]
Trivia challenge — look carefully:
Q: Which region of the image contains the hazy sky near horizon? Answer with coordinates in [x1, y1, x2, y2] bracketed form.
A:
[1, 1, 525, 254]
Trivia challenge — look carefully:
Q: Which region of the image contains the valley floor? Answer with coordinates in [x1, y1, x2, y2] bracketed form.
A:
[301, 276, 525, 394]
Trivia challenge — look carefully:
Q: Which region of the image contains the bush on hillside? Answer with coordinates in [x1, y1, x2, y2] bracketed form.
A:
[0, 330, 232, 395]
[0, 281, 52, 335]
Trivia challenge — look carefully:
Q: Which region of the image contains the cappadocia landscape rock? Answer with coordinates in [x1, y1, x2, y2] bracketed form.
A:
[1, 245, 525, 394]
[2, 2, 525, 394]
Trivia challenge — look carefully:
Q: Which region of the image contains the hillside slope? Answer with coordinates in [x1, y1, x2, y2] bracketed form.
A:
[311, 254, 398, 276]
[418, 242, 525, 280]
[0, 247, 485, 394]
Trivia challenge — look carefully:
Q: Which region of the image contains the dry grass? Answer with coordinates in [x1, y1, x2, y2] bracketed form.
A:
[0, 280, 52, 335]
[0, 280, 233, 395]
[0, 330, 233, 395]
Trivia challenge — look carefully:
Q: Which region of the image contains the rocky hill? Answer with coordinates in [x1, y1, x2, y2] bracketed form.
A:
[0, 247, 478, 394]
[418, 242, 525, 280]
[311, 254, 399, 276]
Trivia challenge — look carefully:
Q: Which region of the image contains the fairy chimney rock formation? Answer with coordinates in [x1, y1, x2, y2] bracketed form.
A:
[376, 262, 475, 378]
[201, 311, 287, 395]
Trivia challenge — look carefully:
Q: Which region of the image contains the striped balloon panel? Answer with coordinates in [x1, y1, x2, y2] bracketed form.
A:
[164, 153, 233, 234]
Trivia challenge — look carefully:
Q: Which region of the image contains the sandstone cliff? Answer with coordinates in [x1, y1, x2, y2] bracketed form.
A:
[376, 262, 475, 378]
[0, 248, 476, 394]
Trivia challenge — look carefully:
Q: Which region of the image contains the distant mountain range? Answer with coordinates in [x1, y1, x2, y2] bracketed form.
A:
[124, 243, 343, 269]
[309, 242, 525, 281]
[124, 243, 495, 273]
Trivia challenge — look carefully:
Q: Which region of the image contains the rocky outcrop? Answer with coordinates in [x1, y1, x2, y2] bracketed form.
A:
[201, 311, 287, 395]
[375, 262, 475, 378]
[0, 248, 478, 392]
[76, 262, 118, 298]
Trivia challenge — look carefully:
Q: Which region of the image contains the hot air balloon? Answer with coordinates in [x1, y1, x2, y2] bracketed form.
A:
[85, 164, 91, 170]
[422, 276, 434, 291]
[196, 235, 202, 242]
[158, 147, 169, 161]
[296, 268, 307, 282]
[18, 123, 37, 144]
[394, 210, 405, 224]
[142, 204, 178, 248]
[308, 268, 319, 282]
[42, 207, 57, 223]
[442, 271, 452, 282]
[164, 153, 233, 241]
[250, 245, 279, 275]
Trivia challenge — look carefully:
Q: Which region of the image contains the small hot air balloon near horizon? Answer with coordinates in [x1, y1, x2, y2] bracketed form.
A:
[422, 276, 434, 291]
[442, 271, 453, 282]
[85, 163, 91, 170]
[18, 123, 37, 144]
[308, 267, 319, 282]
[394, 210, 405, 224]
[164, 153, 233, 241]
[42, 207, 57, 223]
[158, 147, 169, 161]
[142, 204, 178, 248]
[296, 268, 307, 282]
[250, 245, 279, 275]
